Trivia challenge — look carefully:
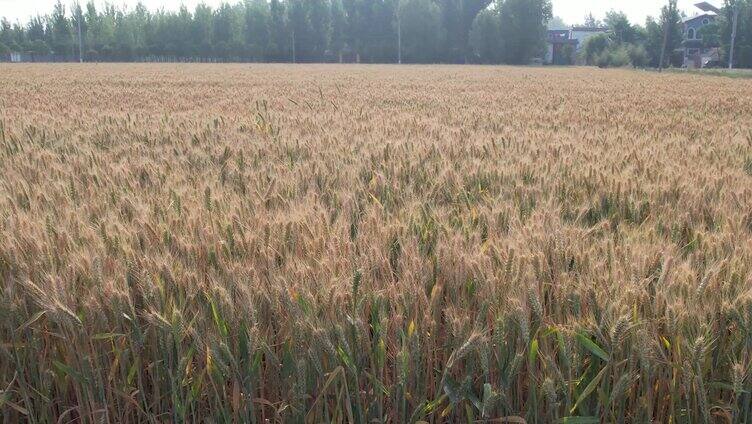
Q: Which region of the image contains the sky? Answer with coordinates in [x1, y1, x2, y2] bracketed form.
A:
[0, 0, 710, 26]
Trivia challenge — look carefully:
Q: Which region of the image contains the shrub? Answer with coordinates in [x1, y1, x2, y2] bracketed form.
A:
[595, 45, 632, 68]
[627, 44, 648, 68]
[581, 33, 610, 65]
[607, 46, 632, 67]
[595, 49, 612, 68]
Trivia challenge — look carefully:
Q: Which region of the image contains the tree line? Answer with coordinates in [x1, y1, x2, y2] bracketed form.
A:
[0, 0, 546, 64]
[570, 0, 751, 69]
[0, 0, 750, 67]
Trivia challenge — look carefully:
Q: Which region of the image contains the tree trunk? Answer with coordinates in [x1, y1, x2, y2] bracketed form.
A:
[729, 2, 740, 69]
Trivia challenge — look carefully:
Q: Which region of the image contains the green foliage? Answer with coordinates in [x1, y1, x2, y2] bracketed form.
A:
[583, 31, 647, 68]
[1, 0, 749, 68]
[626, 43, 648, 67]
[498, 0, 553, 64]
[698, 22, 722, 48]
[268, 0, 289, 61]
[560, 43, 576, 65]
[581, 33, 610, 65]
[644, 17, 665, 68]
[0, 0, 548, 65]
[605, 10, 639, 44]
[399, 0, 443, 63]
[0, 41, 9, 55]
[598, 45, 640, 68]
[29, 39, 51, 55]
[656, 0, 683, 68]
[50, 0, 73, 55]
[583, 12, 602, 28]
[470, 9, 502, 63]
[578, 11, 648, 68]
[438, 0, 493, 63]
[547, 15, 568, 30]
[330, 0, 346, 59]
[720, 0, 752, 68]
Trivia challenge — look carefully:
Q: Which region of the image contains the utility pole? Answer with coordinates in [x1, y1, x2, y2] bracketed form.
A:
[659, 0, 676, 72]
[396, 0, 402, 64]
[729, 1, 740, 69]
[77, 11, 83, 63]
[291, 28, 296, 63]
[659, 18, 669, 71]
[460, 0, 465, 64]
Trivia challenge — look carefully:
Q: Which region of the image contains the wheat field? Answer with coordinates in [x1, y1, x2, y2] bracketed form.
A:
[1, 64, 752, 423]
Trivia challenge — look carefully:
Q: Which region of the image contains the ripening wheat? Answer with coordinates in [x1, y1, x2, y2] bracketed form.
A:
[1, 63, 752, 423]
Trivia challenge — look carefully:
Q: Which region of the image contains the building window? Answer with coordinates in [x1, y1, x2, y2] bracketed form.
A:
[702, 18, 709, 25]
[687, 28, 695, 39]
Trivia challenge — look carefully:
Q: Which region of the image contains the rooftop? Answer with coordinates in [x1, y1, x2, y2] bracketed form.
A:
[694, 1, 721, 13]
[570, 26, 609, 32]
[682, 13, 716, 23]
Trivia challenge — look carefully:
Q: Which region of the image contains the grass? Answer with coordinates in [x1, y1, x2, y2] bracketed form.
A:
[662, 67, 752, 79]
[1, 63, 752, 422]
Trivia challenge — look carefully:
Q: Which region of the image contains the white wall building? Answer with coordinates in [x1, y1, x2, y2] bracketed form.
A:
[544, 27, 609, 65]
[569, 27, 610, 53]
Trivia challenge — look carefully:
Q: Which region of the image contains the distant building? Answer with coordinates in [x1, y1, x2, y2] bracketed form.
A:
[545, 26, 608, 65]
[569, 26, 610, 51]
[545, 30, 578, 65]
[682, 2, 721, 68]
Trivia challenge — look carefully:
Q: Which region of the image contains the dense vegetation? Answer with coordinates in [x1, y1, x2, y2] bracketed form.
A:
[1, 0, 749, 66]
[0, 0, 547, 64]
[1, 64, 752, 422]
[577, 1, 752, 69]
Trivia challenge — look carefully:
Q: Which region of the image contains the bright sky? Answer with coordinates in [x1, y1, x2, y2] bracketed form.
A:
[0, 0, 710, 26]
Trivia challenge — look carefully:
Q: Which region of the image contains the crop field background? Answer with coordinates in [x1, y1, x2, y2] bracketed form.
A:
[1, 64, 752, 423]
